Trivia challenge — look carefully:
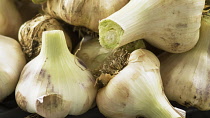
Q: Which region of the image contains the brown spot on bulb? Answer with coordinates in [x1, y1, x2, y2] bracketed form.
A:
[16, 91, 27, 111]
[40, 69, 46, 78]
[184, 101, 191, 107]
[171, 43, 180, 51]
[176, 23, 188, 28]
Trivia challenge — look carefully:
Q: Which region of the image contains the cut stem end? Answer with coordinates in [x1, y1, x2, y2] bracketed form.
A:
[99, 19, 124, 49]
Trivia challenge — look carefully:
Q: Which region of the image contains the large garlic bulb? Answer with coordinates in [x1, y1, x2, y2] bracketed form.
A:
[15, 30, 97, 118]
[0, 35, 26, 101]
[0, 0, 22, 39]
[42, 0, 129, 32]
[158, 14, 210, 110]
[18, 14, 72, 61]
[97, 49, 184, 118]
[99, 0, 205, 53]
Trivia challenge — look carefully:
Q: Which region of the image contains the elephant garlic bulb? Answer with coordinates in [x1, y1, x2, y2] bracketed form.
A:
[42, 0, 129, 32]
[18, 14, 72, 61]
[158, 13, 210, 110]
[0, 35, 26, 101]
[15, 30, 97, 118]
[96, 49, 184, 118]
[99, 0, 205, 53]
[0, 0, 22, 39]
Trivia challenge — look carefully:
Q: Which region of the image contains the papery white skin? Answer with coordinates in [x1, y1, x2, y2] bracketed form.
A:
[159, 15, 210, 110]
[15, 30, 97, 118]
[0, 35, 26, 101]
[96, 49, 183, 118]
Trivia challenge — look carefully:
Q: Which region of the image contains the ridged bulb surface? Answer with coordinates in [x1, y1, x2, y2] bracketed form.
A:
[15, 30, 97, 118]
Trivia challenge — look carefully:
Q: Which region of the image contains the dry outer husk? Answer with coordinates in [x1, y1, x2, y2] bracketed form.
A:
[18, 14, 72, 61]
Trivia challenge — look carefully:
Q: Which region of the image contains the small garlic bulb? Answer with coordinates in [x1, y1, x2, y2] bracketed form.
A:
[0, 35, 26, 101]
[158, 14, 210, 110]
[0, 0, 22, 39]
[18, 14, 72, 61]
[42, 0, 129, 32]
[15, 30, 97, 118]
[96, 49, 184, 118]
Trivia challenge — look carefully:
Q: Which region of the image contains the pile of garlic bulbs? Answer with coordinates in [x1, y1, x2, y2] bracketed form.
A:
[1, 0, 210, 118]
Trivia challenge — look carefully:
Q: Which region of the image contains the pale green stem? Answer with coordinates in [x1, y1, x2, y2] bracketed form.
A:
[39, 30, 70, 59]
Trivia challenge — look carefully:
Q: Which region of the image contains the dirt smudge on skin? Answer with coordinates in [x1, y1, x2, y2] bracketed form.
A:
[176, 23, 188, 28]
[16, 91, 27, 111]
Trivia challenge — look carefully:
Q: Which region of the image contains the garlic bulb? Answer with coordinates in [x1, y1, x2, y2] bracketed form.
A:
[18, 14, 72, 61]
[75, 36, 145, 85]
[0, 35, 26, 101]
[15, 30, 97, 118]
[96, 49, 184, 118]
[0, 0, 22, 39]
[42, 0, 129, 32]
[99, 0, 205, 53]
[158, 13, 210, 110]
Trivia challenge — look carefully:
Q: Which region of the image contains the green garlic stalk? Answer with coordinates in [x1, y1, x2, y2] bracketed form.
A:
[0, 35, 26, 101]
[158, 12, 210, 110]
[15, 30, 97, 118]
[99, 0, 205, 53]
[96, 49, 185, 118]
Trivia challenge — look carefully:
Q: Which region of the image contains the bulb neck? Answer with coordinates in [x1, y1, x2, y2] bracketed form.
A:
[39, 30, 70, 59]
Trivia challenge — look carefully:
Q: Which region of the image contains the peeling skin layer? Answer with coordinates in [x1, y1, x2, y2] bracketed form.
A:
[36, 94, 70, 118]
[16, 91, 27, 111]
